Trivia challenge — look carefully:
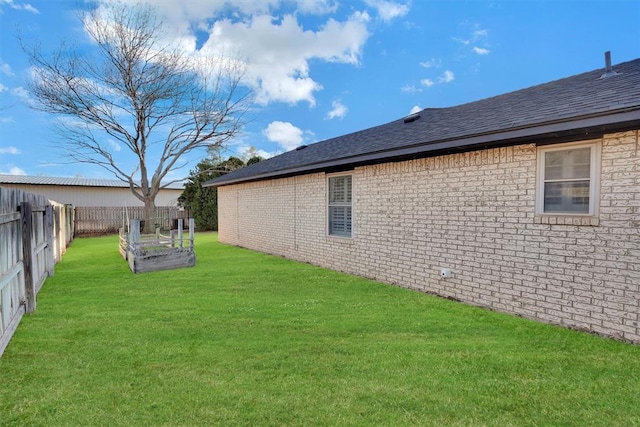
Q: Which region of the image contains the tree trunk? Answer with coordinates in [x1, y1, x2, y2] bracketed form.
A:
[143, 199, 156, 234]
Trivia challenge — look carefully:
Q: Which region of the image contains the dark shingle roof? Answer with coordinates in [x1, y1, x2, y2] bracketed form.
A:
[206, 58, 640, 187]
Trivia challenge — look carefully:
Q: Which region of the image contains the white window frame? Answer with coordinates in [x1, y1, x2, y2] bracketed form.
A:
[536, 140, 601, 217]
[327, 173, 353, 238]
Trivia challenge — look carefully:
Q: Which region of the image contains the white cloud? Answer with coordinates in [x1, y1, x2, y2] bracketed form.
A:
[107, 140, 121, 152]
[11, 86, 30, 101]
[439, 70, 454, 83]
[409, 71, 452, 92]
[472, 46, 490, 55]
[365, 0, 409, 22]
[420, 58, 440, 69]
[420, 78, 435, 87]
[473, 29, 488, 39]
[10, 166, 26, 175]
[0, 166, 27, 175]
[453, 23, 489, 46]
[401, 85, 419, 93]
[9, 85, 37, 107]
[405, 65, 454, 94]
[200, 12, 370, 105]
[296, 0, 339, 14]
[21, 2, 36, 13]
[326, 99, 347, 119]
[409, 105, 421, 114]
[0, 62, 14, 76]
[0, 146, 20, 154]
[236, 144, 274, 160]
[0, 82, 7, 93]
[455, 24, 490, 54]
[0, 0, 39, 13]
[263, 121, 304, 151]
[108, 0, 338, 20]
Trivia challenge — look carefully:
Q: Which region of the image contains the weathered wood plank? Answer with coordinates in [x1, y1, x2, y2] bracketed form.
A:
[189, 218, 195, 250]
[45, 205, 54, 276]
[0, 212, 20, 225]
[0, 261, 23, 293]
[130, 250, 196, 274]
[0, 305, 25, 357]
[20, 202, 35, 313]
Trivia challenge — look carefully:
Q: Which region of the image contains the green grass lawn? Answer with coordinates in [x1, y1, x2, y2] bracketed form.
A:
[1, 233, 639, 426]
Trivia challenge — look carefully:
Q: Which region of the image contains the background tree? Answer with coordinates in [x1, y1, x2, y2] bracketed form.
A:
[179, 155, 261, 230]
[22, 3, 252, 232]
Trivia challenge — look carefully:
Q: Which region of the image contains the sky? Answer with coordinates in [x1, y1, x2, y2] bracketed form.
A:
[0, 0, 638, 181]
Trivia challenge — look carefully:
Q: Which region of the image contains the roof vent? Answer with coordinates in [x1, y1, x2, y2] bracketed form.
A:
[600, 51, 620, 79]
[403, 113, 421, 124]
[295, 144, 308, 151]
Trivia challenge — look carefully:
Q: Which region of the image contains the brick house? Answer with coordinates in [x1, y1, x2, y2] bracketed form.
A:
[205, 57, 640, 343]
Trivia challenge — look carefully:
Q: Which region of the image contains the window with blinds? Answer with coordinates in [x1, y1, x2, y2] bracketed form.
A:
[328, 175, 352, 237]
[537, 141, 600, 215]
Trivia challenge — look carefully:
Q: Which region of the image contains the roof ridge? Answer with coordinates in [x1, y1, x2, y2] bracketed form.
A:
[204, 56, 640, 187]
[430, 57, 640, 114]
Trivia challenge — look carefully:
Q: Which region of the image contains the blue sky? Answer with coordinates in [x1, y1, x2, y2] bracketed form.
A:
[0, 0, 638, 180]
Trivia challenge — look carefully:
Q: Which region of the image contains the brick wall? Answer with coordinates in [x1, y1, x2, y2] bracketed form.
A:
[217, 130, 640, 343]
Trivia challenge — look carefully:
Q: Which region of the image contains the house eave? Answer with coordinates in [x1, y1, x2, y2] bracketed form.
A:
[206, 108, 640, 188]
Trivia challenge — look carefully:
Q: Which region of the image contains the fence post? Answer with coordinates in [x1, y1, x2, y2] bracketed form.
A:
[20, 202, 36, 313]
[125, 228, 130, 259]
[130, 220, 140, 244]
[45, 205, 54, 276]
[53, 205, 61, 263]
[177, 219, 183, 249]
[73, 206, 78, 236]
[189, 218, 195, 250]
[66, 204, 74, 244]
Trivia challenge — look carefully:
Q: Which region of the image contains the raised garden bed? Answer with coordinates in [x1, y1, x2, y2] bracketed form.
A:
[119, 219, 196, 273]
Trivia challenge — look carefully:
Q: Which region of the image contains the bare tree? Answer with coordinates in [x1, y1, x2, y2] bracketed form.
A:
[23, 3, 251, 232]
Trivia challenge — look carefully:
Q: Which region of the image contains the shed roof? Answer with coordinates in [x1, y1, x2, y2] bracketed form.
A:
[206, 57, 640, 188]
[0, 174, 185, 189]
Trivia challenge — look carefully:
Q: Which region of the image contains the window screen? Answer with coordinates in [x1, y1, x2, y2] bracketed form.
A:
[539, 144, 597, 215]
[328, 175, 352, 237]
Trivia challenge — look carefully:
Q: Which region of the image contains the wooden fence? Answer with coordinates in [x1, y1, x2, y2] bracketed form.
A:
[0, 187, 73, 357]
[74, 206, 189, 236]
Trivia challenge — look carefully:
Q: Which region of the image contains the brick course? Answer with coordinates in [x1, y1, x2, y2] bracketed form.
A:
[218, 130, 640, 343]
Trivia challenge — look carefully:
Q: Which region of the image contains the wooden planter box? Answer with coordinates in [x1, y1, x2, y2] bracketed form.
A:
[119, 219, 196, 273]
